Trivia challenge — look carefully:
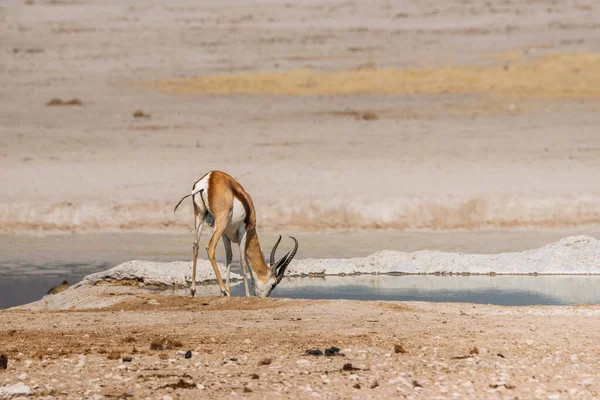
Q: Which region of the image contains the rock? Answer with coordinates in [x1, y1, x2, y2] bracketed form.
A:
[17, 373, 27, 380]
[370, 381, 379, 389]
[46, 280, 70, 295]
[243, 387, 252, 393]
[0, 354, 7, 370]
[258, 358, 272, 366]
[342, 363, 360, 371]
[250, 373, 259, 379]
[122, 355, 132, 362]
[470, 346, 479, 355]
[394, 344, 407, 354]
[184, 350, 192, 359]
[305, 349, 323, 356]
[159, 354, 169, 360]
[324, 346, 341, 356]
[0, 382, 33, 398]
[353, 383, 361, 389]
[107, 351, 121, 360]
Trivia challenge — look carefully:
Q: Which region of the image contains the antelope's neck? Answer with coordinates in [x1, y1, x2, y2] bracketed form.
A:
[244, 227, 271, 283]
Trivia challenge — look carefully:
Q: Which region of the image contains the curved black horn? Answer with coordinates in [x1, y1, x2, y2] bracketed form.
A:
[275, 236, 299, 284]
[270, 235, 282, 267]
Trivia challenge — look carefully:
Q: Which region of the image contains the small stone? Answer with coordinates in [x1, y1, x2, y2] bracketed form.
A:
[470, 347, 479, 355]
[185, 350, 192, 359]
[250, 374, 259, 379]
[353, 383, 361, 389]
[394, 344, 407, 354]
[370, 381, 379, 389]
[243, 387, 252, 393]
[243, 339, 252, 345]
[196, 384, 206, 390]
[412, 380, 423, 388]
[497, 353, 505, 358]
[122, 355, 132, 362]
[0, 354, 7, 369]
[324, 346, 341, 356]
[258, 358, 272, 366]
[160, 396, 173, 400]
[159, 354, 169, 360]
[107, 351, 121, 360]
[0, 382, 33, 398]
[305, 349, 323, 356]
[342, 363, 360, 371]
[348, 374, 359, 381]
[17, 373, 27, 380]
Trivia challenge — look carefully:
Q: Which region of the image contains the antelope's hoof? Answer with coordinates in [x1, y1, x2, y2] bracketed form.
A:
[221, 289, 231, 297]
[190, 289, 196, 298]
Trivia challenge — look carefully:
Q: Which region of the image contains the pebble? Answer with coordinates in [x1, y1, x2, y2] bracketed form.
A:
[160, 396, 173, 400]
[0, 354, 7, 370]
[122, 355, 132, 362]
[184, 350, 192, 359]
[296, 359, 310, 367]
[0, 382, 33, 398]
[17, 373, 28, 380]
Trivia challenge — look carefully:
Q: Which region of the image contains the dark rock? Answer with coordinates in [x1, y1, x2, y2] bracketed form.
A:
[243, 387, 253, 393]
[305, 349, 323, 356]
[0, 354, 7, 369]
[353, 383, 361, 389]
[258, 358, 272, 366]
[342, 363, 360, 371]
[394, 344, 407, 354]
[324, 346, 341, 356]
[370, 380, 379, 389]
[184, 350, 192, 359]
[412, 380, 423, 388]
[497, 353, 505, 358]
[250, 373, 259, 379]
[47, 280, 70, 295]
[122, 355, 132, 362]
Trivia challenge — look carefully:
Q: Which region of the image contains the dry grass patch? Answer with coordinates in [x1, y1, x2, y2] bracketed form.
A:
[150, 53, 600, 99]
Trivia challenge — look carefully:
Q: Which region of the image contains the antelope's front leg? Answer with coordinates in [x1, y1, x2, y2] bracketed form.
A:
[206, 229, 231, 297]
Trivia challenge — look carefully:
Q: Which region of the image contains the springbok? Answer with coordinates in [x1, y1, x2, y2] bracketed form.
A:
[174, 171, 298, 298]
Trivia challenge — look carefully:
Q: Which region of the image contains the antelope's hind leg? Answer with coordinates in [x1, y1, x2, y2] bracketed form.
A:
[223, 235, 233, 293]
[191, 206, 205, 298]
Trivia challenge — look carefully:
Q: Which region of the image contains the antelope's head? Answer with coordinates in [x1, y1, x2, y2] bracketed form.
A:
[253, 235, 298, 298]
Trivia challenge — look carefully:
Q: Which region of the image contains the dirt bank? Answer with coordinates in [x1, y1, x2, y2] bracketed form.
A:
[1, 293, 599, 399]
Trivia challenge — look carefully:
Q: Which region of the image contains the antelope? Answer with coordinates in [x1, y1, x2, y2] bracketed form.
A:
[174, 171, 298, 298]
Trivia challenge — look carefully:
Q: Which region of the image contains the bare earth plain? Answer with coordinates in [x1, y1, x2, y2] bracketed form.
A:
[2, 295, 600, 399]
[2, 0, 600, 398]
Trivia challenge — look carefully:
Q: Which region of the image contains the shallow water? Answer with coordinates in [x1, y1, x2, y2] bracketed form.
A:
[2, 230, 599, 308]
[166, 275, 600, 306]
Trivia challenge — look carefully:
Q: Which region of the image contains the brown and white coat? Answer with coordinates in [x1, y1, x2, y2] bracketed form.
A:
[175, 171, 297, 297]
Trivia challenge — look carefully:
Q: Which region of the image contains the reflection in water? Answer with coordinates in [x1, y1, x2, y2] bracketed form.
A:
[3, 261, 600, 308]
[178, 275, 600, 306]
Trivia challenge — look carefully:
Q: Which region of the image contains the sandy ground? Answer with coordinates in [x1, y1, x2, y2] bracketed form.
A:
[1, 292, 600, 399]
[2, 0, 600, 232]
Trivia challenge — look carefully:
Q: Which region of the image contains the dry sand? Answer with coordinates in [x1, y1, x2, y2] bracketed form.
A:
[1, 293, 600, 399]
[1, 0, 600, 232]
[2, 2, 600, 398]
